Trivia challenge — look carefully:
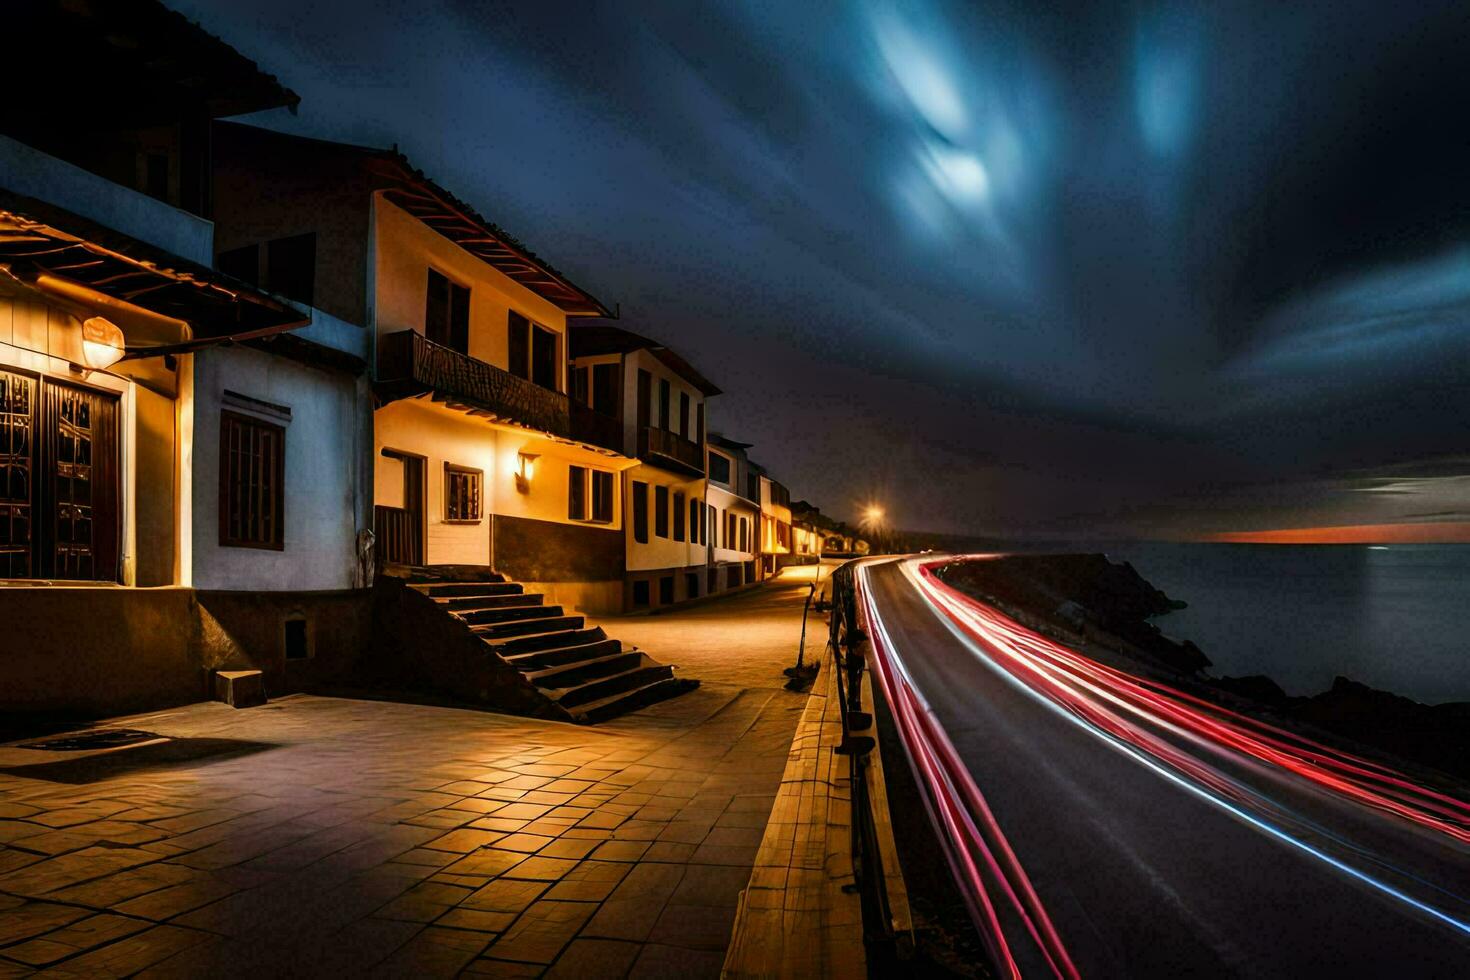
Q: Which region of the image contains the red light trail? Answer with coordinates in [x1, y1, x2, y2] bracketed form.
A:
[856, 556, 1470, 977]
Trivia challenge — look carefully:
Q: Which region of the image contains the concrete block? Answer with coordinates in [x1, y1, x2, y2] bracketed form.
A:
[213, 670, 267, 708]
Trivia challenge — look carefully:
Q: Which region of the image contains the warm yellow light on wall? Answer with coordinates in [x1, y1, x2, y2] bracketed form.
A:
[81, 316, 125, 370]
[515, 452, 539, 493]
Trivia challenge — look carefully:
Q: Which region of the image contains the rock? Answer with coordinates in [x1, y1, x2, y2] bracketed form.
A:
[1213, 674, 1289, 706]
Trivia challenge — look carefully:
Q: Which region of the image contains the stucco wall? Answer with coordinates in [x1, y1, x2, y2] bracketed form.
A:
[706, 484, 759, 564]
[211, 123, 374, 327]
[625, 464, 707, 572]
[493, 514, 624, 582]
[191, 345, 363, 591]
[0, 587, 200, 719]
[0, 586, 370, 722]
[375, 398, 626, 567]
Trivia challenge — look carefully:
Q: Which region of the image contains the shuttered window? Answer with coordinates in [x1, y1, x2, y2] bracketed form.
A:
[219, 411, 285, 550]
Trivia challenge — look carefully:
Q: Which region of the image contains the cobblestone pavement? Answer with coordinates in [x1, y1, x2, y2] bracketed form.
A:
[0, 569, 827, 978]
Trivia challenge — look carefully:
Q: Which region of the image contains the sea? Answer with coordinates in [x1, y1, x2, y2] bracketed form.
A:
[1088, 543, 1470, 705]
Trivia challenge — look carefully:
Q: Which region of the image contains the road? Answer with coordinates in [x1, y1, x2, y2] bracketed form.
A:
[857, 556, 1470, 978]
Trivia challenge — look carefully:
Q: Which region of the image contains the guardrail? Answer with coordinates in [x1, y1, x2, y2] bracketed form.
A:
[825, 560, 910, 962]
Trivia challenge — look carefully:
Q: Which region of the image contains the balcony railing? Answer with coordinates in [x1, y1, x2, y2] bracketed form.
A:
[374, 504, 421, 567]
[377, 330, 622, 454]
[639, 425, 705, 477]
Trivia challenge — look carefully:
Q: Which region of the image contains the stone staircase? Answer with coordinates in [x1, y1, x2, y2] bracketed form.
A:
[372, 566, 697, 723]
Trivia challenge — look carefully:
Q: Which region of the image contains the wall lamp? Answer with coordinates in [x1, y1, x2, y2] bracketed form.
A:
[515, 452, 539, 493]
[81, 316, 126, 370]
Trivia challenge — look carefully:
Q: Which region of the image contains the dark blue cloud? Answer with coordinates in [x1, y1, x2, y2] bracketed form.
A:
[176, 0, 1470, 535]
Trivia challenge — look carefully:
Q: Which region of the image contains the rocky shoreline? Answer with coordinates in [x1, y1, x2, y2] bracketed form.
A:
[933, 554, 1470, 785]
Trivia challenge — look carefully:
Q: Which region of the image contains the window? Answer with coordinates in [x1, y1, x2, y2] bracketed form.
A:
[532, 326, 557, 389]
[689, 497, 701, 545]
[266, 233, 315, 307]
[217, 243, 258, 284]
[673, 491, 685, 541]
[696, 404, 705, 444]
[217, 234, 317, 308]
[655, 485, 669, 538]
[632, 481, 648, 543]
[508, 311, 559, 389]
[569, 465, 587, 521]
[571, 366, 589, 406]
[444, 463, 482, 522]
[592, 470, 613, 523]
[632, 579, 650, 607]
[570, 467, 614, 524]
[658, 378, 671, 430]
[686, 572, 700, 600]
[727, 513, 736, 550]
[708, 504, 716, 547]
[592, 363, 619, 416]
[220, 411, 285, 550]
[740, 517, 749, 553]
[426, 269, 470, 353]
[679, 393, 690, 437]
[509, 311, 530, 378]
[284, 616, 310, 660]
[708, 452, 730, 485]
[637, 369, 652, 429]
[659, 576, 674, 605]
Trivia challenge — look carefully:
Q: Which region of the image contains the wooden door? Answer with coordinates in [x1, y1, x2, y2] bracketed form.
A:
[0, 370, 119, 581]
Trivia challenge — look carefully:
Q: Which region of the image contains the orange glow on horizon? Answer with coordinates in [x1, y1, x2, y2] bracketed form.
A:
[1206, 521, 1470, 544]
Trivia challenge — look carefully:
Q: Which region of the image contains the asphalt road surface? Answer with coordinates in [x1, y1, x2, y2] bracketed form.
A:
[858, 556, 1470, 978]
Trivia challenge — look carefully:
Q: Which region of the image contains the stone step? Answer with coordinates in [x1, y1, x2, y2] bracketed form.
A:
[487, 626, 609, 657]
[524, 650, 646, 689]
[572, 677, 700, 724]
[414, 581, 522, 597]
[437, 593, 544, 612]
[471, 614, 585, 640]
[503, 637, 623, 670]
[553, 663, 674, 708]
[456, 604, 565, 626]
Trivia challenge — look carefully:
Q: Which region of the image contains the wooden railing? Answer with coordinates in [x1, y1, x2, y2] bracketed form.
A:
[374, 504, 420, 566]
[376, 331, 623, 454]
[639, 425, 704, 476]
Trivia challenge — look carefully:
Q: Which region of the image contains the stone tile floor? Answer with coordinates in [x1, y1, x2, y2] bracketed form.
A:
[0, 567, 831, 978]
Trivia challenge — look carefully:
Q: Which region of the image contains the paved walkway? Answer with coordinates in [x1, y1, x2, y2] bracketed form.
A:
[0, 567, 830, 978]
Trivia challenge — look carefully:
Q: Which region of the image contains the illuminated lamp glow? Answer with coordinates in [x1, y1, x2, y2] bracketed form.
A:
[515, 452, 539, 493]
[81, 316, 126, 370]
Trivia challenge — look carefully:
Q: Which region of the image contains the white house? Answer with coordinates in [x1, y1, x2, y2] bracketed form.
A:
[570, 323, 720, 611]
[704, 434, 762, 593]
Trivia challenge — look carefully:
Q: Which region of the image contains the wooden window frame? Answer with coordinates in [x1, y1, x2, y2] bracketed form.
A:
[443, 462, 483, 524]
[632, 480, 649, 543]
[569, 466, 615, 525]
[219, 410, 285, 551]
[673, 490, 685, 542]
[568, 464, 588, 521]
[654, 484, 669, 538]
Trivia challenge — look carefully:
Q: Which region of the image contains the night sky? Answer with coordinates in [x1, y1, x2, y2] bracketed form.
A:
[179, 0, 1470, 539]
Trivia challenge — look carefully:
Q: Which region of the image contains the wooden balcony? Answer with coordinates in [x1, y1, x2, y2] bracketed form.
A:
[376, 330, 622, 453]
[639, 425, 705, 477]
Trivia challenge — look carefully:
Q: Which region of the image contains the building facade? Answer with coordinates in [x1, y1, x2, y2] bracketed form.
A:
[704, 435, 761, 593]
[2, 0, 373, 717]
[212, 124, 634, 614]
[758, 472, 793, 577]
[569, 324, 718, 611]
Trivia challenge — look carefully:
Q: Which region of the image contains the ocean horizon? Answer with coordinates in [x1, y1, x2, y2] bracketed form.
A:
[1074, 541, 1470, 705]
